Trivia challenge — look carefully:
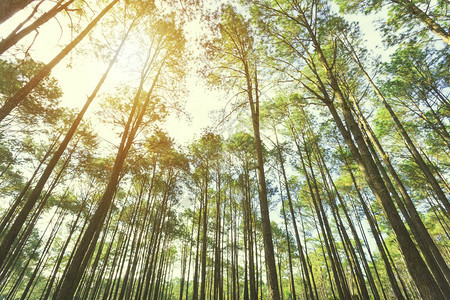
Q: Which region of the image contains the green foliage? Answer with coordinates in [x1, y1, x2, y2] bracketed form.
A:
[336, 0, 449, 44]
[0, 58, 62, 124]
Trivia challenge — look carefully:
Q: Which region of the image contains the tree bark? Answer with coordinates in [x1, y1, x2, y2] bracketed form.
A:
[200, 163, 209, 300]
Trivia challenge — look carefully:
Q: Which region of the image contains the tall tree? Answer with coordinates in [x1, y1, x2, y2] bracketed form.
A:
[205, 5, 281, 299]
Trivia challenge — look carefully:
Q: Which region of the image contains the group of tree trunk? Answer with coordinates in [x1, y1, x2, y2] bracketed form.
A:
[0, 0, 448, 299]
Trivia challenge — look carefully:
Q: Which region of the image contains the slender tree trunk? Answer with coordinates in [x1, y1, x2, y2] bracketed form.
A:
[244, 166, 257, 300]
[243, 213, 249, 300]
[184, 207, 196, 300]
[200, 163, 209, 300]
[279, 185, 297, 300]
[192, 194, 203, 300]
[214, 171, 222, 300]
[277, 251, 284, 300]
[179, 233, 188, 300]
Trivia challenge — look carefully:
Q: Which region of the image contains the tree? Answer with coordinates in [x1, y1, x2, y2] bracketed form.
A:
[205, 5, 281, 299]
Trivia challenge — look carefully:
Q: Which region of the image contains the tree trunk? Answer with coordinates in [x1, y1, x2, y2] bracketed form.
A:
[192, 195, 203, 300]
[0, 0, 74, 55]
[0, 0, 34, 24]
[280, 187, 297, 300]
[354, 104, 450, 293]
[214, 171, 221, 300]
[341, 37, 450, 213]
[321, 59, 444, 300]
[397, 0, 450, 45]
[245, 62, 280, 300]
[244, 166, 257, 300]
[200, 163, 209, 300]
